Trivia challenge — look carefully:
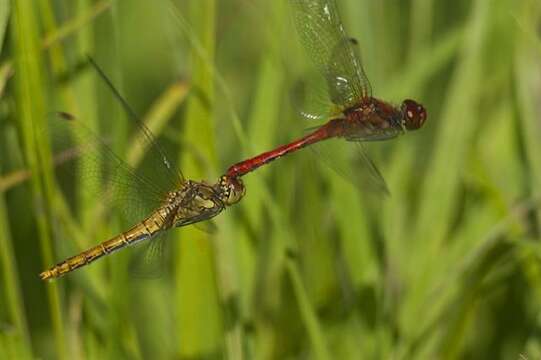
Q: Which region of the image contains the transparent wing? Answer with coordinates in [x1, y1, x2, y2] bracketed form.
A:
[127, 219, 218, 279]
[290, 72, 338, 121]
[49, 112, 167, 226]
[128, 234, 168, 279]
[289, 0, 372, 108]
[327, 37, 372, 105]
[88, 57, 185, 193]
[352, 142, 390, 196]
[51, 57, 187, 226]
[193, 220, 219, 234]
[310, 138, 389, 196]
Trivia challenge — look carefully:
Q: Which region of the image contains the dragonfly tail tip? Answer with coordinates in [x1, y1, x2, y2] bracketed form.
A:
[39, 270, 53, 281]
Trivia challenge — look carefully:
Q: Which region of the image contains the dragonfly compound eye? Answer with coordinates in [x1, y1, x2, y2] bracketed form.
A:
[219, 176, 246, 206]
[401, 99, 427, 130]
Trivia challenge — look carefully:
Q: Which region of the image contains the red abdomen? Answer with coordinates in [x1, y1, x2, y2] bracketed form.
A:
[226, 119, 343, 178]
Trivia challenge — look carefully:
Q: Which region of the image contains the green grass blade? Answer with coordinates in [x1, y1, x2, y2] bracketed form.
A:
[286, 258, 331, 360]
[0, 0, 9, 52]
[515, 0, 541, 229]
[174, 0, 224, 357]
[0, 171, 32, 358]
[10, 1, 66, 359]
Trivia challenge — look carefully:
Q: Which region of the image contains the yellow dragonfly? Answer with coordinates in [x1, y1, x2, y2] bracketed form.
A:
[40, 59, 245, 280]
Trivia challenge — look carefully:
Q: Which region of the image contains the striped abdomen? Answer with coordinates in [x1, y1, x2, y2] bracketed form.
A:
[39, 209, 168, 280]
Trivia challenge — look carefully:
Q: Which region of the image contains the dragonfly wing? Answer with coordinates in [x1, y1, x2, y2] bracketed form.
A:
[327, 37, 372, 105]
[289, 0, 371, 108]
[193, 220, 219, 234]
[127, 218, 219, 280]
[345, 128, 403, 142]
[290, 72, 337, 121]
[310, 138, 389, 196]
[353, 142, 390, 196]
[128, 233, 168, 279]
[88, 57, 185, 194]
[49, 112, 167, 226]
[51, 57, 189, 227]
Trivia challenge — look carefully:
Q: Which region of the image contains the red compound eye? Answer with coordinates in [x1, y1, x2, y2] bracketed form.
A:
[401, 99, 427, 130]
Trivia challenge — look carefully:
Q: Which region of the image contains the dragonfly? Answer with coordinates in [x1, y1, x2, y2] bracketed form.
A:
[39, 59, 245, 281]
[226, 0, 426, 180]
[40, 175, 244, 280]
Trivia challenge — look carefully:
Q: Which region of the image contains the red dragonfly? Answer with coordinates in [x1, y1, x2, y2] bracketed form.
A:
[226, 0, 426, 180]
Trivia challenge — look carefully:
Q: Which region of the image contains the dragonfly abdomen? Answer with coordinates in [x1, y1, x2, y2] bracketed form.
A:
[39, 212, 165, 280]
[225, 122, 339, 178]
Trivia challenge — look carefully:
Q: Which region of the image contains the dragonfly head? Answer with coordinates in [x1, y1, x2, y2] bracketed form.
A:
[218, 176, 246, 206]
[401, 99, 427, 130]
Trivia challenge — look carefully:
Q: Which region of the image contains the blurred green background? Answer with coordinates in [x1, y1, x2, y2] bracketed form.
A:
[1, 0, 541, 359]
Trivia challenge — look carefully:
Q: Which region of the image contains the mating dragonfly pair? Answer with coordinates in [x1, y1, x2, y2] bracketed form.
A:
[40, 0, 426, 280]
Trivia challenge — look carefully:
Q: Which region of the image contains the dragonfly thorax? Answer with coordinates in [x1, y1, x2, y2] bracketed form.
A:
[165, 181, 227, 228]
[338, 97, 405, 141]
